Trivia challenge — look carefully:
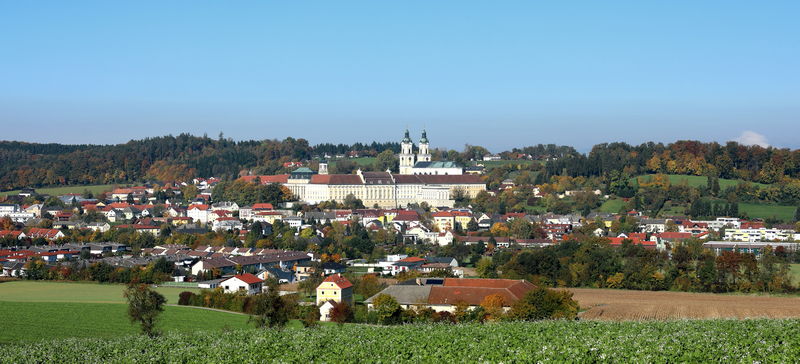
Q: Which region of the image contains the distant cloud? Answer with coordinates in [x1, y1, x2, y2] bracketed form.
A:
[734, 131, 770, 148]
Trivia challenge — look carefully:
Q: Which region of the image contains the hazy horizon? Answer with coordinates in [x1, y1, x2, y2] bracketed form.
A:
[2, 1, 798, 151]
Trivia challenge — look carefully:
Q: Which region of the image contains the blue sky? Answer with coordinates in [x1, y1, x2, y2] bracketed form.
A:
[1, 1, 798, 152]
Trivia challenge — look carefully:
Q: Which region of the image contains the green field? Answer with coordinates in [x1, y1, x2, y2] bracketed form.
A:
[328, 156, 377, 167]
[790, 264, 800, 286]
[632, 174, 769, 190]
[2, 320, 798, 362]
[0, 281, 199, 304]
[475, 160, 538, 169]
[0, 184, 120, 197]
[0, 301, 250, 343]
[739, 203, 797, 222]
[599, 198, 626, 213]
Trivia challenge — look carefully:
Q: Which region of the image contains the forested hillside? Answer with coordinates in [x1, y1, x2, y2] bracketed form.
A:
[2, 135, 799, 203]
[0, 135, 397, 190]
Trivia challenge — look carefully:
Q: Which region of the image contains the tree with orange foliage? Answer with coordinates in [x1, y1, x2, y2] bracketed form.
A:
[480, 294, 506, 321]
[490, 222, 510, 237]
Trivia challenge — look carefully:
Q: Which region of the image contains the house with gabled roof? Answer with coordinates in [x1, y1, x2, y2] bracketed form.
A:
[316, 273, 353, 306]
[365, 278, 536, 313]
[220, 273, 263, 295]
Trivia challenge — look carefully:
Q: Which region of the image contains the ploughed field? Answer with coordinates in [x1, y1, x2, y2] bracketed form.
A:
[570, 288, 800, 320]
[2, 320, 798, 363]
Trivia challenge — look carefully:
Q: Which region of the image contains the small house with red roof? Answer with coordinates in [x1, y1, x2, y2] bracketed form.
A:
[0, 230, 26, 240]
[26, 228, 65, 240]
[220, 273, 264, 295]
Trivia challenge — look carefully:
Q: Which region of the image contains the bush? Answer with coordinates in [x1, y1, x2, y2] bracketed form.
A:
[329, 301, 353, 325]
[299, 305, 320, 328]
[177, 291, 195, 306]
[508, 287, 579, 321]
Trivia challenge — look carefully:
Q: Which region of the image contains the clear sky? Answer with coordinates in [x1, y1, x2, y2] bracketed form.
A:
[1, 1, 798, 152]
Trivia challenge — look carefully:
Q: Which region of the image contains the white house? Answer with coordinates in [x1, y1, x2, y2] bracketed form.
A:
[212, 201, 240, 212]
[212, 217, 244, 231]
[220, 273, 264, 295]
[187, 205, 212, 225]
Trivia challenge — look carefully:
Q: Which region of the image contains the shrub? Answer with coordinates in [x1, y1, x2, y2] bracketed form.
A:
[508, 287, 579, 321]
[328, 301, 353, 325]
[177, 291, 195, 306]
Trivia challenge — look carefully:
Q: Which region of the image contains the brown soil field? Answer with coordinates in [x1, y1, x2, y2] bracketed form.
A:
[569, 288, 800, 320]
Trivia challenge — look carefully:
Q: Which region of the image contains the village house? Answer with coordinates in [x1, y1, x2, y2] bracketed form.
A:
[220, 273, 264, 295]
[316, 274, 354, 321]
[365, 278, 536, 313]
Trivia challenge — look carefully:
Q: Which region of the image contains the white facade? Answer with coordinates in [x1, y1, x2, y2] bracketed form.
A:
[724, 228, 796, 242]
[220, 276, 263, 295]
[187, 207, 211, 224]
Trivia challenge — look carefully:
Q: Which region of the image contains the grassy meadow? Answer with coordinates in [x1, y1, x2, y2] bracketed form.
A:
[632, 174, 770, 189]
[0, 281, 251, 343]
[0, 301, 250, 343]
[738, 203, 797, 222]
[0, 281, 200, 304]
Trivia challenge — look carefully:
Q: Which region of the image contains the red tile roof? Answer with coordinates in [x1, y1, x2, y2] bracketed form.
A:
[252, 203, 274, 210]
[228, 273, 263, 285]
[398, 257, 426, 263]
[310, 174, 364, 185]
[241, 175, 289, 184]
[322, 274, 353, 289]
[427, 279, 536, 306]
[656, 232, 694, 240]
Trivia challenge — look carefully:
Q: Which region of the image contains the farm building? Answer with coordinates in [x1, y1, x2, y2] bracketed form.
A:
[365, 278, 536, 313]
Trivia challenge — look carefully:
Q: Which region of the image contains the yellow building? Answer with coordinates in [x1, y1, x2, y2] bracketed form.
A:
[316, 273, 353, 306]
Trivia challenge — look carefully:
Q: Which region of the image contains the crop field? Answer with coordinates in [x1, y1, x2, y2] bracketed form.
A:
[0, 281, 199, 304]
[0, 301, 250, 343]
[570, 288, 800, 320]
[2, 320, 799, 362]
[0, 183, 120, 197]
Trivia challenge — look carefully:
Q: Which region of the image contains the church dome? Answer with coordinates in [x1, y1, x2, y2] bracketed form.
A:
[402, 129, 412, 143]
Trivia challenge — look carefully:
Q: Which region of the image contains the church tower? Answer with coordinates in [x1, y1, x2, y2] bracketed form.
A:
[399, 129, 415, 175]
[417, 129, 431, 163]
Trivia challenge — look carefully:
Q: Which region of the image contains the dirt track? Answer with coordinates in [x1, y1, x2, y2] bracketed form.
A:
[569, 288, 800, 320]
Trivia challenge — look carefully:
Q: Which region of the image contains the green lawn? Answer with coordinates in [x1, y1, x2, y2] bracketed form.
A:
[658, 201, 687, 217]
[0, 301, 250, 343]
[632, 174, 769, 190]
[475, 160, 538, 169]
[790, 264, 800, 286]
[0, 184, 120, 197]
[328, 157, 377, 168]
[0, 281, 200, 304]
[739, 203, 797, 222]
[599, 198, 626, 213]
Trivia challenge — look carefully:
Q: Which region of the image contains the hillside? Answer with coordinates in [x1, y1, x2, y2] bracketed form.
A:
[631, 174, 770, 189]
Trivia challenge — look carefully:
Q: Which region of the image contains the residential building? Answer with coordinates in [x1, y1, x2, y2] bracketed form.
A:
[220, 273, 264, 295]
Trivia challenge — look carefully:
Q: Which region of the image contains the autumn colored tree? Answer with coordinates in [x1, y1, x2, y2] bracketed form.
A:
[480, 294, 506, 321]
[328, 301, 353, 325]
[508, 287, 579, 321]
[490, 222, 510, 237]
